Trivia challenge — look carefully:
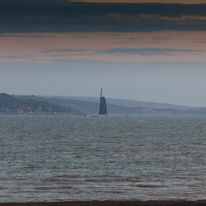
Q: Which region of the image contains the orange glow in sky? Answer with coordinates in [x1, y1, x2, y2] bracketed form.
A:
[0, 31, 206, 63]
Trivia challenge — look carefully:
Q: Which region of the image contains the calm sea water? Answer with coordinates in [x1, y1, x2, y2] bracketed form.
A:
[0, 115, 206, 202]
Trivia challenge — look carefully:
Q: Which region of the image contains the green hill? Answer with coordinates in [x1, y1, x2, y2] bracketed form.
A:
[0, 93, 82, 115]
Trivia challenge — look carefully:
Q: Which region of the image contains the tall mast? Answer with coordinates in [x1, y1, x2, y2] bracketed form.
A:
[100, 88, 103, 99]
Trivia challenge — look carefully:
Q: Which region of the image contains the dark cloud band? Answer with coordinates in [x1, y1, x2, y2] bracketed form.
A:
[1, 0, 206, 33]
[43, 47, 206, 57]
[96, 48, 206, 56]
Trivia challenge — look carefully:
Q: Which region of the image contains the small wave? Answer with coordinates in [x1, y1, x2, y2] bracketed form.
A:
[136, 184, 164, 188]
[34, 186, 72, 190]
[106, 190, 123, 194]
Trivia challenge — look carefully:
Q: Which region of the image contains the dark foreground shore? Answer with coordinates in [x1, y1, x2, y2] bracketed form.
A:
[1, 201, 206, 206]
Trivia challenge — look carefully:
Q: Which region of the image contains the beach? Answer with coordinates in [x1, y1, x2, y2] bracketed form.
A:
[1, 201, 206, 206]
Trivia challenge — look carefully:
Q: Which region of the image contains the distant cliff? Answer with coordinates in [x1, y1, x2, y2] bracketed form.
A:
[0, 93, 82, 115]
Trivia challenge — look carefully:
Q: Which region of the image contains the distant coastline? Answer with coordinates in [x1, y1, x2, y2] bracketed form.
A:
[2, 93, 206, 116]
[0, 112, 78, 115]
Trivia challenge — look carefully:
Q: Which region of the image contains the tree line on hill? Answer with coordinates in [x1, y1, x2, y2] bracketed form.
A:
[0, 93, 82, 114]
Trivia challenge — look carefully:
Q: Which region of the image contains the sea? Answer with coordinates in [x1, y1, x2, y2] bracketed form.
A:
[0, 115, 206, 203]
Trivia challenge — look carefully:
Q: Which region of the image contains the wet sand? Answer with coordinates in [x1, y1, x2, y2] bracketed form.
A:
[1, 201, 206, 206]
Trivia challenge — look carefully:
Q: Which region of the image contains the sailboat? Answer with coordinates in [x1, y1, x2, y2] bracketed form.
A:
[85, 88, 107, 117]
[99, 88, 107, 116]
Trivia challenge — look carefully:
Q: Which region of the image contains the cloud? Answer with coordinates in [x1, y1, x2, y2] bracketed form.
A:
[0, 34, 53, 38]
[42, 47, 206, 58]
[96, 48, 206, 56]
[194, 41, 206, 43]
[43, 49, 87, 53]
[0, 55, 22, 59]
[152, 37, 174, 41]
[42, 49, 89, 57]
[71, 36, 86, 38]
[0, 1, 206, 33]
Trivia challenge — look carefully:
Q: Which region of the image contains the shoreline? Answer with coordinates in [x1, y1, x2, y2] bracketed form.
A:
[1, 201, 206, 206]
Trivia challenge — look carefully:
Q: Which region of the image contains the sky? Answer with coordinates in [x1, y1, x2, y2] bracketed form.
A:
[1, 0, 206, 107]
